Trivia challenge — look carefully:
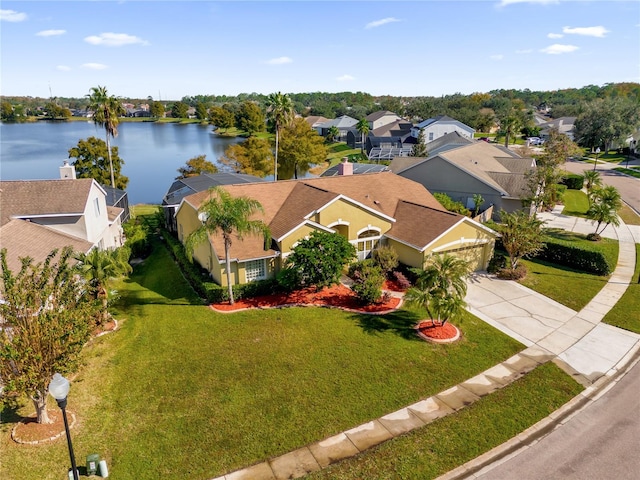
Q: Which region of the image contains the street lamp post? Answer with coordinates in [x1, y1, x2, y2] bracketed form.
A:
[593, 147, 601, 171]
[49, 373, 79, 480]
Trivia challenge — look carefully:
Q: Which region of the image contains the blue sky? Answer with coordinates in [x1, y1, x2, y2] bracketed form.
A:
[1, 0, 638, 100]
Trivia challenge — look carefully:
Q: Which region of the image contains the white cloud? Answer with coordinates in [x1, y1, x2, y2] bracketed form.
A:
[82, 63, 108, 70]
[56, 65, 71, 71]
[547, 33, 563, 39]
[540, 44, 579, 54]
[336, 74, 355, 82]
[562, 26, 609, 38]
[490, 54, 504, 61]
[84, 32, 149, 47]
[37, 29, 66, 37]
[0, 9, 27, 22]
[365, 17, 400, 29]
[498, 0, 559, 7]
[265, 56, 292, 65]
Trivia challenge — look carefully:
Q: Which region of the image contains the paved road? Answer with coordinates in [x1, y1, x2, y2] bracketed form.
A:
[474, 358, 640, 480]
[563, 158, 640, 214]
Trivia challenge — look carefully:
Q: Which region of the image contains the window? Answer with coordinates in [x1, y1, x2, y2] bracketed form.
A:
[428, 132, 434, 141]
[245, 259, 266, 282]
[356, 229, 381, 261]
[94, 198, 101, 216]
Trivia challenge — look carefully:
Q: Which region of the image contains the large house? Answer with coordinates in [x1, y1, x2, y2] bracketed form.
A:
[0, 166, 125, 273]
[174, 171, 498, 288]
[411, 115, 475, 143]
[391, 141, 536, 219]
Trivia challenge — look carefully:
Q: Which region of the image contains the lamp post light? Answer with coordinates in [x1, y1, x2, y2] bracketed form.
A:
[593, 147, 601, 171]
[49, 373, 79, 480]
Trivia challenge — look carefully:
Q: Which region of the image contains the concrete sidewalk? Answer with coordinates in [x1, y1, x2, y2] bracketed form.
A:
[212, 214, 639, 480]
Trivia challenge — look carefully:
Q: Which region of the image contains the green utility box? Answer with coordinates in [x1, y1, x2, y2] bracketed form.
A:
[86, 453, 101, 476]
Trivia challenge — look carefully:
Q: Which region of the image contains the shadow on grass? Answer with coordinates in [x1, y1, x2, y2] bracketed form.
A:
[348, 309, 423, 341]
[0, 401, 25, 426]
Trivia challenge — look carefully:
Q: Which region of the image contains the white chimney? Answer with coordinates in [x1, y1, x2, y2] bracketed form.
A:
[337, 157, 353, 176]
[60, 160, 76, 180]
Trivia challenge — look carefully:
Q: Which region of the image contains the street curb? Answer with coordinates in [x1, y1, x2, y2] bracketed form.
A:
[435, 341, 640, 480]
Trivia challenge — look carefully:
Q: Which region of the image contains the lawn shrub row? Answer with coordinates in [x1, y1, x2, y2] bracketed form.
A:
[160, 228, 278, 303]
[561, 173, 584, 190]
[537, 235, 613, 275]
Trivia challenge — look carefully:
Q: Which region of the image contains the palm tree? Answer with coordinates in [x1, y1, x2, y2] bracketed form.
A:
[583, 170, 602, 194]
[404, 254, 470, 326]
[265, 92, 295, 181]
[326, 125, 340, 143]
[185, 187, 270, 304]
[356, 118, 370, 155]
[87, 86, 125, 188]
[75, 247, 132, 324]
[587, 186, 622, 235]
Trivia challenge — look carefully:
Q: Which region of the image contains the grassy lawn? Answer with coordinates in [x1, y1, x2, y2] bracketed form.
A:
[619, 203, 640, 226]
[0, 235, 524, 480]
[561, 190, 589, 217]
[603, 244, 640, 334]
[613, 167, 640, 179]
[307, 362, 582, 480]
[518, 257, 611, 311]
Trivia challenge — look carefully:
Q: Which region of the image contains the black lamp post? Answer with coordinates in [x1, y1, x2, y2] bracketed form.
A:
[49, 373, 79, 480]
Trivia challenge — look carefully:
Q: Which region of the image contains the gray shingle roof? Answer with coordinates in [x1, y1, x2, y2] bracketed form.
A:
[163, 172, 263, 206]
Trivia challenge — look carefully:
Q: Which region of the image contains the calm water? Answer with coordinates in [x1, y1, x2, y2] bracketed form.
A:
[0, 121, 244, 204]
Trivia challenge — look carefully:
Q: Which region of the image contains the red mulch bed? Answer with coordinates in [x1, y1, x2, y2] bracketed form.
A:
[12, 410, 69, 444]
[211, 284, 400, 313]
[416, 320, 459, 341]
[382, 279, 408, 292]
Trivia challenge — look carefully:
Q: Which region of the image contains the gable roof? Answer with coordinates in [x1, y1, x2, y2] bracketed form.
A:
[316, 115, 358, 129]
[386, 201, 462, 250]
[366, 110, 400, 122]
[0, 179, 96, 226]
[181, 172, 452, 262]
[321, 163, 389, 177]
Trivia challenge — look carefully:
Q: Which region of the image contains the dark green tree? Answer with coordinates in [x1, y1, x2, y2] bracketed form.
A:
[176, 155, 218, 179]
[237, 101, 265, 135]
[209, 106, 235, 132]
[574, 97, 640, 152]
[171, 101, 189, 119]
[68, 136, 129, 189]
[411, 129, 429, 157]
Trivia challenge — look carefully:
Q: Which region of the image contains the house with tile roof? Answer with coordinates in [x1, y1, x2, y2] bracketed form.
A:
[411, 115, 475, 144]
[162, 172, 263, 233]
[175, 172, 497, 288]
[0, 172, 125, 273]
[315, 115, 358, 142]
[391, 141, 536, 219]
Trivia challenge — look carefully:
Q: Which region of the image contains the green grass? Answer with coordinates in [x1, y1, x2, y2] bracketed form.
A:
[561, 190, 590, 217]
[603, 244, 640, 333]
[0, 234, 524, 480]
[619, 203, 640, 226]
[518, 257, 611, 311]
[306, 362, 583, 480]
[542, 229, 619, 275]
[613, 167, 640, 179]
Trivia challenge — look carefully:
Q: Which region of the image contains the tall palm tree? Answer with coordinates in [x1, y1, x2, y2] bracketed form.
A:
[356, 118, 370, 155]
[185, 187, 270, 304]
[265, 92, 295, 181]
[404, 254, 470, 326]
[75, 247, 132, 325]
[87, 86, 125, 188]
[326, 125, 340, 143]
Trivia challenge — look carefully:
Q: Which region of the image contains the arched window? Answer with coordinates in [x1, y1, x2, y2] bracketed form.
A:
[356, 229, 381, 261]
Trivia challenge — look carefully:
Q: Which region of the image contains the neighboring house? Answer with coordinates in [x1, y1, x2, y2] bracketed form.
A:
[410, 115, 475, 143]
[304, 115, 329, 135]
[347, 111, 414, 158]
[316, 115, 358, 142]
[102, 184, 131, 224]
[162, 172, 263, 233]
[175, 171, 498, 288]
[0, 169, 124, 273]
[321, 159, 390, 177]
[391, 141, 536, 218]
[366, 111, 404, 130]
[539, 117, 576, 141]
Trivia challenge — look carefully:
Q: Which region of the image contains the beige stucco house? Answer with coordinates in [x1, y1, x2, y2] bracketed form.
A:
[174, 171, 498, 287]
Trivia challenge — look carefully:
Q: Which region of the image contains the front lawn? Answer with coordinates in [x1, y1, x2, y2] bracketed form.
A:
[603, 243, 640, 334]
[561, 190, 589, 217]
[306, 362, 582, 480]
[613, 167, 640, 179]
[0, 236, 523, 480]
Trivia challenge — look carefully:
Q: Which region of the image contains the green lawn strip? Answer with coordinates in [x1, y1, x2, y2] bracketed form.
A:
[518, 257, 610, 311]
[542, 229, 619, 275]
[613, 167, 640, 179]
[306, 362, 583, 480]
[619, 203, 640, 226]
[0, 235, 523, 480]
[561, 190, 589, 217]
[603, 244, 640, 334]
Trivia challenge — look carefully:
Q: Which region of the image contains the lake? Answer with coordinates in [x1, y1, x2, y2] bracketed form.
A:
[0, 121, 245, 205]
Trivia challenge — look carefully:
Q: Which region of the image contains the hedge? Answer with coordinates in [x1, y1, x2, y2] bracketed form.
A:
[536, 235, 613, 275]
[561, 173, 584, 190]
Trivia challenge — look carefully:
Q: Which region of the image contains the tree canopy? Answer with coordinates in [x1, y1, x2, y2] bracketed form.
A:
[278, 118, 327, 179]
[176, 155, 218, 179]
[68, 136, 129, 189]
[496, 210, 546, 271]
[221, 137, 274, 178]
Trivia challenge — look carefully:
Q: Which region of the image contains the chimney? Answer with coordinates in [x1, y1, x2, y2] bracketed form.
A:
[337, 157, 353, 176]
[59, 160, 76, 180]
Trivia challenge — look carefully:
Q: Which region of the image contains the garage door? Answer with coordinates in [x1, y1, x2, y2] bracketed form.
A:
[440, 244, 488, 271]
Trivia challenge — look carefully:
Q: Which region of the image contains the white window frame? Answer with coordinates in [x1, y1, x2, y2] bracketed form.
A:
[245, 259, 267, 282]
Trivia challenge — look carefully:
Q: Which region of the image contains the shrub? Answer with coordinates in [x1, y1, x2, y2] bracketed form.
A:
[392, 270, 412, 290]
[433, 192, 471, 216]
[487, 252, 507, 274]
[350, 260, 385, 305]
[497, 264, 527, 280]
[536, 235, 612, 275]
[371, 245, 399, 275]
[276, 267, 301, 293]
[561, 174, 584, 190]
